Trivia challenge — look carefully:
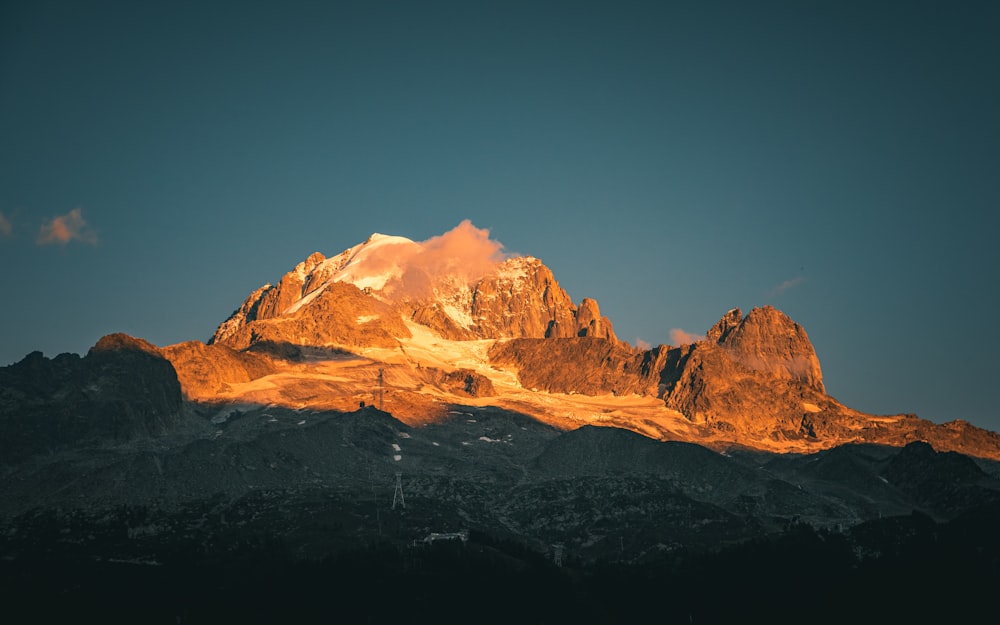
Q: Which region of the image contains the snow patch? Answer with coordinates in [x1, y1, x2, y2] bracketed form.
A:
[492, 256, 536, 282]
[441, 301, 474, 329]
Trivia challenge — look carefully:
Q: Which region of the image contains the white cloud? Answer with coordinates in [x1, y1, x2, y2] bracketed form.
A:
[383, 219, 512, 299]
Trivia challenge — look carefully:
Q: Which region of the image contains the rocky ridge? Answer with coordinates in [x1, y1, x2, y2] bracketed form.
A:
[178, 233, 1000, 462]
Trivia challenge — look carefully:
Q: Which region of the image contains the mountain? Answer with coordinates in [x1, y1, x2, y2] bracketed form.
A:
[154, 230, 1000, 461]
[3, 225, 1000, 623]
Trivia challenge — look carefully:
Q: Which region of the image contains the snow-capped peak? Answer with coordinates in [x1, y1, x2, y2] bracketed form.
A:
[211, 221, 592, 346]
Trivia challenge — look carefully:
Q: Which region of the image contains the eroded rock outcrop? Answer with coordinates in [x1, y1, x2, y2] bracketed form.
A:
[662, 307, 840, 441]
[469, 257, 580, 339]
[714, 306, 824, 392]
[655, 308, 1000, 459]
[161, 340, 275, 399]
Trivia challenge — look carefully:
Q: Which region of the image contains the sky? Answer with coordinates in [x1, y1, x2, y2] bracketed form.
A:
[2, 1, 998, 433]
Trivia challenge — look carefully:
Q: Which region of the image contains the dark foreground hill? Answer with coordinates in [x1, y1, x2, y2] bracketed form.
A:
[3, 396, 1000, 623]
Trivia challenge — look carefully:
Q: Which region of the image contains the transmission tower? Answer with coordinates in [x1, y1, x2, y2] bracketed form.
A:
[392, 472, 405, 509]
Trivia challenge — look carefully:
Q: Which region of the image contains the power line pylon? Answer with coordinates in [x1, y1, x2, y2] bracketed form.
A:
[392, 472, 405, 510]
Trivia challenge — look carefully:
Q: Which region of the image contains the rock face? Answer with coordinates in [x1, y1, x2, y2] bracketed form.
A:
[654, 307, 882, 445]
[488, 338, 661, 396]
[663, 308, 1000, 459]
[415, 257, 619, 342]
[0, 334, 183, 461]
[212, 252, 329, 345]
[662, 339, 825, 437]
[161, 340, 276, 399]
[661, 306, 829, 438]
[470, 259, 618, 341]
[713, 306, 824, 392]
[213, 281, 413, 351]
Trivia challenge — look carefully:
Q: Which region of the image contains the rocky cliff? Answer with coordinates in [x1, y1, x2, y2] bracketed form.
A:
[161, 340, 276, 399]
[213, 281, 413, 351]
[411, 256, 618, 342]
[665, 306, 827, 431]
[488, 337, 662, 396]
[708, 306, 824, 392]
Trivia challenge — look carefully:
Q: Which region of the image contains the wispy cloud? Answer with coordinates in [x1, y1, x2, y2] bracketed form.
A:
[37, 208, 98, 246]
[635, 338, 651, 351]
[768, 276, 804, 297]
[0, 212, 11, 238]
[670, 328, 705, 345]
[382, 219, 513, 299]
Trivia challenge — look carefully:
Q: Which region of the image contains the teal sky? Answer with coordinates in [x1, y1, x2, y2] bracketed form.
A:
[2, 1, 998, 432]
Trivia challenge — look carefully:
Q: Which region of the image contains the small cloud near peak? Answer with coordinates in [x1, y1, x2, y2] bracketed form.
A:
[0, 212, 11, 237]
[635, 338, 651, 351]
[37, 208, 98, 246]
[670, 328, 705, 346]
[386, 219, 514, 299]
[768, 276, 804, 297]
